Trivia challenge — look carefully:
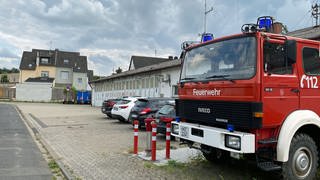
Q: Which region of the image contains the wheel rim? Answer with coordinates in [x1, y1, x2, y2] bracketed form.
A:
[292, 147, 313, 179]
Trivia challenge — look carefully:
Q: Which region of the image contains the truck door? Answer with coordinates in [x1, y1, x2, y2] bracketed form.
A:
[297, 43, 320, 112]
[262, 41, 299, 127]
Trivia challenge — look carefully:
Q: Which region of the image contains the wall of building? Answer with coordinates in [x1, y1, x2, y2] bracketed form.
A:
[20, 66, 56, 82]
[0, 84, 15, 99]
[159, 66, 180, 98]
[72, 72, 88, 91]
[55, 67, 73, 85]
[91, 66, 180, 107]
[16, 82, 52, 102]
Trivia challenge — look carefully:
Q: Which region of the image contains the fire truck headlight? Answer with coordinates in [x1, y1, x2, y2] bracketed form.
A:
[225, 135, 241, 150]
[171, 124, 179, 135]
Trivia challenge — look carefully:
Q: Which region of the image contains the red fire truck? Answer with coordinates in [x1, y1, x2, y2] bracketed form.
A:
[171, 16, 320, 179]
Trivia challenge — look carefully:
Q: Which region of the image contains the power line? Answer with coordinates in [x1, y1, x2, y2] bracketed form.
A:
[294, 9, 312, 30]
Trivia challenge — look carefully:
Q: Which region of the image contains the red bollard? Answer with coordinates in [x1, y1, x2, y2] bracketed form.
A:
[151, 122, 157, 161]
[133, 120, 139, 154]
[166, 123, 171, 159]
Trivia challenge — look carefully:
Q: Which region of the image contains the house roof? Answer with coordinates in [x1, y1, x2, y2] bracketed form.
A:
[20, 49, 88, 73]
[25, 77, 55, 83]
[128, 56, 176, 70]
[90, 58, 181, 84]
[287, 26, 320, 40]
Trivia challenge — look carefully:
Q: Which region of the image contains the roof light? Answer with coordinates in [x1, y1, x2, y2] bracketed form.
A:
[201, 33, 214, 42]
[241, 24, 257, 33]
[257, 16, 273, 31]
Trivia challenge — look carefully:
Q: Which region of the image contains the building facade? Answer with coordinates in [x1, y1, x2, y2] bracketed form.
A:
[18, 49, 90, 101]
[90, 57, 181, 107]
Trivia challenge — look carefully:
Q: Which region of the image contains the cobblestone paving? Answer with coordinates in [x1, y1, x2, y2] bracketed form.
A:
[16, 103, 183, 179]
[14, 103, 284, 180]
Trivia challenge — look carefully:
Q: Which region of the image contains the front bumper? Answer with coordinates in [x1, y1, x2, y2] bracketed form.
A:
[171, 122, 255, 153]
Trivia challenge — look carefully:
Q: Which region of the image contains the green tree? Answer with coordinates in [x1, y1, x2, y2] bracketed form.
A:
[63, 86, 77, 103]
[115, 67, 122, 74]
[1, 74, 9, 83]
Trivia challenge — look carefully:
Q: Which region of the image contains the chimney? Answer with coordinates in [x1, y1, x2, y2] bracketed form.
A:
[55, 49, 58, 65]
[36, 51, 39, 65]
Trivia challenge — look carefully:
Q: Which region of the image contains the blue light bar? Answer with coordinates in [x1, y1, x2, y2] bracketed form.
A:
[227, 124, 234, 132]
[201, 33, 214, 42]
[175, 116, 181, 122]
[257, 16, 273, 30]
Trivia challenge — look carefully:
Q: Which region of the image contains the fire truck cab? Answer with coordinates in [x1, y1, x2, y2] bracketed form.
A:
[171, 17, 320, 179]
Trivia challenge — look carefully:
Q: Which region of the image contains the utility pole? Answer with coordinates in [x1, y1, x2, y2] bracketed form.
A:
[203, 0, 213, 34]
[312, 3, 320, 26]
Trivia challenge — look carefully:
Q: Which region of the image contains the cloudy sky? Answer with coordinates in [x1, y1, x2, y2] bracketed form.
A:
[0, 0, 315, 76]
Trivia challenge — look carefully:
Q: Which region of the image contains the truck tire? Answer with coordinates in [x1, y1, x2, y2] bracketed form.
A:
[201, 145, 228, 163]
[282, 134, 318, 180]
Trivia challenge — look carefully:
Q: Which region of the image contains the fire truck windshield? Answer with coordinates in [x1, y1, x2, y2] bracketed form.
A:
[181, 36, 257, 82]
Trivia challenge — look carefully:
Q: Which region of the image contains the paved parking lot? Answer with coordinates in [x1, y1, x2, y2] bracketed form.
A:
[15, 103, 185, 179]
[14, 102, 278, 180]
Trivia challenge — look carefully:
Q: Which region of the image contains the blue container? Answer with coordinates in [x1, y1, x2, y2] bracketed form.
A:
[77, 91, 92, 104]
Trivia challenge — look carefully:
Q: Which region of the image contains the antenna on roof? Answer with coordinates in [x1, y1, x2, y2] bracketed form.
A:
[312, 3, 320, 26]
[49, 40, 53, 50]
[203, 0, 213, 34]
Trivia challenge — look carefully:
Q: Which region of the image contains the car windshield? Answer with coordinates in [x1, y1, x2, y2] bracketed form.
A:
[135, 99, 149, 107]
[181, 36, 256, 81]
[158, 105, 174, 115]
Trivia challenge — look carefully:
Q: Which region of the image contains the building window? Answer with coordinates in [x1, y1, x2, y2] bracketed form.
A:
[64, 59, 69, 64]
[78, 78, 83, 84]
[172, 85, 178, 96]
[60, 71, 69, 80]
[41, 71, 49, 77]
[40, 58, 49, 64]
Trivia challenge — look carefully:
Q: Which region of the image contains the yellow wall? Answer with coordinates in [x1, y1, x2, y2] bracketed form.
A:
[20, 66, 56, 82]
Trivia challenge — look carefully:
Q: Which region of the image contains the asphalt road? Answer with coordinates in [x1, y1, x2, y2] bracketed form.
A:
[0, 104, 52, 180]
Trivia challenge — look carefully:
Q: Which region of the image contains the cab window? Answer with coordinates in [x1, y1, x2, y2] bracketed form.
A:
[302, 47, 320, 75]
[264, 42, 293, 75]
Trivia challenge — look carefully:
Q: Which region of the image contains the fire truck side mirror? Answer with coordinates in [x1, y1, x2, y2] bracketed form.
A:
[286, 40, 297, 64]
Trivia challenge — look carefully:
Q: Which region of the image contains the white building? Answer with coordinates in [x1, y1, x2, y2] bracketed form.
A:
[90, 56, 181, 107]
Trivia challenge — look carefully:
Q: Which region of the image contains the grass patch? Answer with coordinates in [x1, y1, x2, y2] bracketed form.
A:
[144, 162, 153, 168]
[48, 159, 60, 174]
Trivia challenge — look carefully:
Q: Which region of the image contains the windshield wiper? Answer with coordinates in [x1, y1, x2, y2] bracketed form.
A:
[205, 75, 235, 83]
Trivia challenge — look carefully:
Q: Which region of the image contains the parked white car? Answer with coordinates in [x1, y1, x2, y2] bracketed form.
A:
[111, 97, 140, 122]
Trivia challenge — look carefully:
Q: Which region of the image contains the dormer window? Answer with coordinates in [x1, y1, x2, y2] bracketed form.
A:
[64, 59, 69, 64]
[40, 57, 49, 64]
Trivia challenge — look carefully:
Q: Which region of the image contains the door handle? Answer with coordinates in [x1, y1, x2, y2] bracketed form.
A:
[291, 88, 300, 93]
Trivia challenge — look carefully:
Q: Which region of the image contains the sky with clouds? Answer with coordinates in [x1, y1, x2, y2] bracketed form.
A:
[0, 0, 316, 76]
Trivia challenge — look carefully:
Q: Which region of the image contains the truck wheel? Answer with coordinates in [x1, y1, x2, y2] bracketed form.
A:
[201, 145, 228, 163]
[282, 134, 318, 180]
